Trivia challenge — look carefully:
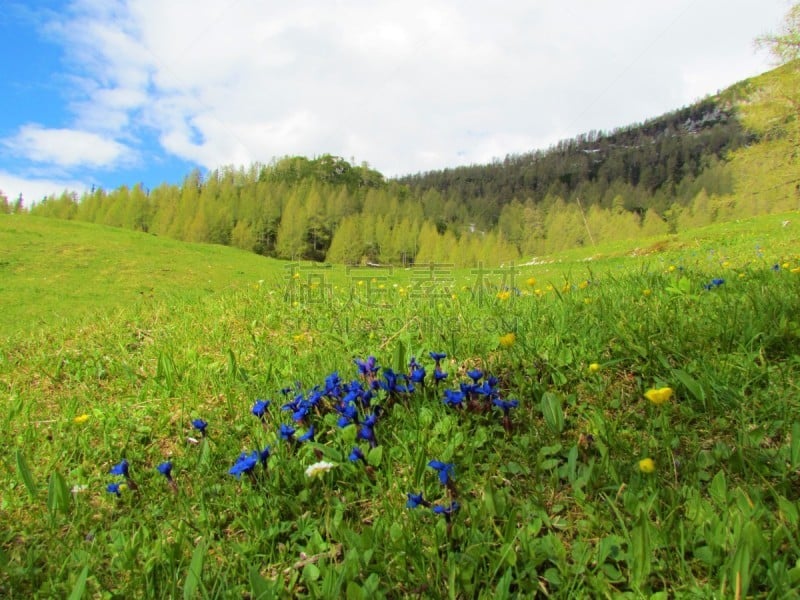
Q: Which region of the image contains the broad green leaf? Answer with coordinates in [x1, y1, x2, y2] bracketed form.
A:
[630, 511, 652, 590]
[791, 422, 800, 469]
[15, 449, 37, 500]
[67, 566, 89, 600]
[673, 368, 705, 405]
[389, 522, 403, 543]
[183, 541, 206, 600]
[345, 581, 363, 600]
[541, 392, 564, 434]
[249, 567, 275, 600]
[302, 563, 320, 583]
[708, 470, 728, 507]
[367, 445, 383, 467]
[47, 470, 71, 517]
[393, 340, 406, 374]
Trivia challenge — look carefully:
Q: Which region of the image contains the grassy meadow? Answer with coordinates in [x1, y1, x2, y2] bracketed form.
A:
[2, 212, 800, 598]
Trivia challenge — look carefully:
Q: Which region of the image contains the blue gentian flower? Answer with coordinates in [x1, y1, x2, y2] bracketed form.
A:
[192, 419, 208, 436]
[772, 264, 781, 271]
[349, 446, 366, 463]
[466, 369, 483, 383]
[110, 459, 129, 478]
[406, 492, 427, 509]
[292, 401, 312, 422]
[297, 426, 315, 443]
[434, 369, 448, 383]
[492, 398, 519, 414]
[336, 402, 358, 427]
[107, 482, 123, 496]
[282, 393, 304, 413]
[279, 423, 296, 441]
[474, 381, 496, 398]
[325, 372, 341, 396]
[229, 451, 258, 479]
[259, 446, 271, 465]
[410, 366, 426, 384]
[157, 461, 173, 480]
[432, 501, 460, 515]
[380, 368, 411, 394]
[443, 389, 465, 408]
[251, 399, 270, 419]
[429, 351, 447, 363]
[355, 356, 379, 377]
[358, 413, 378, 447]
[428, 460, 455, 485]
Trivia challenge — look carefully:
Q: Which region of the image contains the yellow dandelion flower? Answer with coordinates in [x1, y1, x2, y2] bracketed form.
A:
[118, 483, 129, 492]
[499, 332, 516, 347]
[783, 262, 790, 269]
[588, 363, 600, 373]
[496, 290, 511, 301]
[578, 280, 589, 290]
[739, 273, 746, 278]
[293, 334, 305, 343]
[292, 272, 301, 279]
[638, 458, 655, 473]
[644, 387, 673, 405]
[722, 261, 730, 268]
[526, 277, 537, 287]
[584, 298, 592, 304]
[791, 267, 800, 274]
[398, 287, 406, 295]
[642, 289, 652, 296]
[668, 265, 676, 272]
[73, 414, 90, 424]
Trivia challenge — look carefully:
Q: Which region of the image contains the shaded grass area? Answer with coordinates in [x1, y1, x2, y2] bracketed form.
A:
[1, 212, 800, 597]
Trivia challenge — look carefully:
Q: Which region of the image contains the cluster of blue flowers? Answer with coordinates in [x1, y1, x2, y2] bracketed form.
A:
[406, 460, 460, 525]
[104, 349, 520, 532]
[106, 458, 174, 496]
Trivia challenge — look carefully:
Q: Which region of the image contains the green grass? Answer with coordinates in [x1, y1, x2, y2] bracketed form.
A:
[0, 215, 289, 338]
[1, 212, 800, 598]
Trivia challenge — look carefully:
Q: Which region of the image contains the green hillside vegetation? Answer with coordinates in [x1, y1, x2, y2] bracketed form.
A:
[15, 52, 798, 267]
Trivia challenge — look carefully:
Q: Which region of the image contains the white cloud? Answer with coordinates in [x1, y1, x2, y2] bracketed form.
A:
[0, 171, 88, 205]
[3, 125, 132, 168]
[21, 0, 797, 179]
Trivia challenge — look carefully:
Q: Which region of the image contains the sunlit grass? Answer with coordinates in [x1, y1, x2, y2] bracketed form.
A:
[1, 211, 799, 597]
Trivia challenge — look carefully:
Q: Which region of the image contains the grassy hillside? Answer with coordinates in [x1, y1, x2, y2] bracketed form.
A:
[0, 214, 287, 338]
[2, 212, 800, 597]
[3, 210, 798, 339]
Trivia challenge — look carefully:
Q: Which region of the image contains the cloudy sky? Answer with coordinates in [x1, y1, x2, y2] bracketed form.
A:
[0, 0, 792, 203]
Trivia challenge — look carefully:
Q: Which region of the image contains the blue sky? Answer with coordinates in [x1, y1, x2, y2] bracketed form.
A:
[0, 0, 792, 204]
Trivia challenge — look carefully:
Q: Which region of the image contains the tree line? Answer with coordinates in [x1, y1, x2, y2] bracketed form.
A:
[17, 7, 800, 268]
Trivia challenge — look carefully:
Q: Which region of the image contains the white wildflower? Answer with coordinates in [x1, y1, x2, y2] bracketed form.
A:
[304, 461, 336, 478]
